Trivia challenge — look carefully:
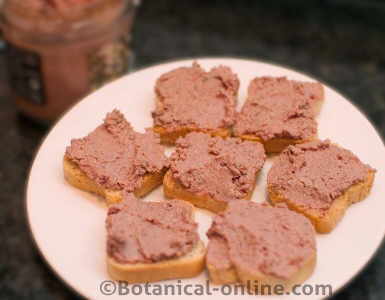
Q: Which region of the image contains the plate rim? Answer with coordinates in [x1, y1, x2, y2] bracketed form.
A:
[24, 56, 385, 299]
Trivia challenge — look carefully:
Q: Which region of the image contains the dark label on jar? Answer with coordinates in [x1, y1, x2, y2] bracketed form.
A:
[5, 43, 45, 105]
[88, 35, 133, 91]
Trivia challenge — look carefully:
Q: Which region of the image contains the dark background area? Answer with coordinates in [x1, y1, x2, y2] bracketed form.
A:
[1, 0, 384, 299]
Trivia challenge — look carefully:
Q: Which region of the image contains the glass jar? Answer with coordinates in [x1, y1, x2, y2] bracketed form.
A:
[1, 0, 139, 123]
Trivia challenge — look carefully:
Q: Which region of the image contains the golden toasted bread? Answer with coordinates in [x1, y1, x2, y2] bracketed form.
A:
[207, 252, 316, 294]
[107, 240, 206, 283]
[63, 157, 166, 205]
[268, 170, 375, 233]
[153, 126, 231, 145]
[163, 170, 255, 213]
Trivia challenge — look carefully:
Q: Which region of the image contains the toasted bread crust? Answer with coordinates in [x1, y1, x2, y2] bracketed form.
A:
[235, 81, 324, 154]
[107, 240, 206, 283]
[153, 126, 231, 145]
[207, 263, 238, 284]
[163, 170, 255, 213]
[238, 134, 312, 153]
[63, 156, 166, 205]
[207, 251, 316, 294]
[268, 170, 375, 233]
[239, 252, 316, 294]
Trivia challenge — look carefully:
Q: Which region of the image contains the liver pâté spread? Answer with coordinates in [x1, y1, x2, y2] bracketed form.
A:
[106, 193, 199, 263]
[268, 140, 374, 212]
[206, 201, 316, 279]
[153, 62, 240, 132]
[169, 132, 266, 202]
[234, 76, 324, 141]
[66, 110, 168, 192]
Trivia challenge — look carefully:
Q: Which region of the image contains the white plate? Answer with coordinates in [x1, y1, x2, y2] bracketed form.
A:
[26, 58, 385, 300]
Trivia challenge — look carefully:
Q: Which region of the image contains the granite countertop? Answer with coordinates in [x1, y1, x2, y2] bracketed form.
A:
[0, 0, 384, 299]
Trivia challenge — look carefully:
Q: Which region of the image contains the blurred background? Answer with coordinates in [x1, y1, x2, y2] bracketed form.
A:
[0, 0, 384, 299]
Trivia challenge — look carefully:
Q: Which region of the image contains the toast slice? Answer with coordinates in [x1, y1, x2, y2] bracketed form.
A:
[238, 96, 324, 153]
[164, 132, 265, 213]
[269, 170, 375, 233]
[153, 126, 230, 145]
[63, 157, 166, 205]
[152, 63, 239, 146]
[163, 170, 255, 213]
[107, 240, 206, 283]
[234, 77, 324, 153]
[206, 201, 317, 294]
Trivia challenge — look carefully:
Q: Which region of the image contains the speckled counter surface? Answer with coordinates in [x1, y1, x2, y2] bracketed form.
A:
[0, 0, 384, 299]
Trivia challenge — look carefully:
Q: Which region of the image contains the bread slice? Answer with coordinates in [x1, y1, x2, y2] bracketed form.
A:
[207, 252, 316, 294]
[206, 201, 317, 293]
[153, 126, 230, 145]
[107, 240, 206, 283]
[152, 63, 239, 145]
[235, 78, 324, 154]
[239, 135, 310, 153]
[63, 157, 166, 205]
[163, 170, 255, 213]
[269, 170, 375, 233]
